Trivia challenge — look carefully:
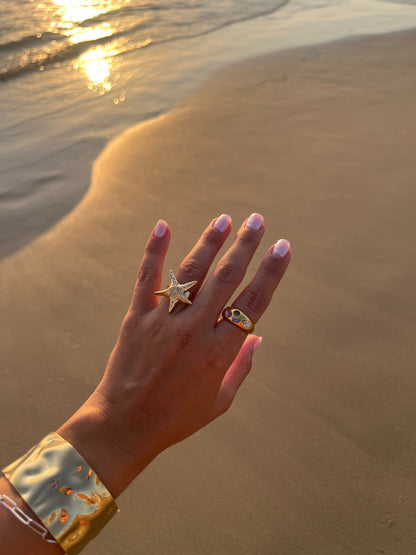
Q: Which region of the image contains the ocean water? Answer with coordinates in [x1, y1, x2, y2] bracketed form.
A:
[1, 0, 416, 259]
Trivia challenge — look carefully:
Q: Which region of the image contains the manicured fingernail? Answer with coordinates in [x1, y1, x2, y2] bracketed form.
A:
[213, 214, 231, 232]
[153, 219, 167, 238]
[272, 239, 290, 258]
[246, 213, 264, 231]
[253, 336, 263, 352]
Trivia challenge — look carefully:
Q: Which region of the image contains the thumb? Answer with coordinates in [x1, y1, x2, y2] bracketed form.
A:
[214, 335, 262, 416]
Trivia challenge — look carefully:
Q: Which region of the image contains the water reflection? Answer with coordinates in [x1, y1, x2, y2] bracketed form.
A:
[74, 46, 117, 92]
[70, 24, 113, 45]
[50, 0, 121, 92]
[51, 0, 114, 27]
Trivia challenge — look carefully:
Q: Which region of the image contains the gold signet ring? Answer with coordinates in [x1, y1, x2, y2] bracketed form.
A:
[154, 270, 198, 313]
[222, 306, 254, 333]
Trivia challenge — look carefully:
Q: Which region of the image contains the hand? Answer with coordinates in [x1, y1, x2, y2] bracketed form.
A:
[58, 213, 291, 497]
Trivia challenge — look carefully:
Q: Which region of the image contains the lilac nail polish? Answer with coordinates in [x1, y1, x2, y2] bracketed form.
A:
[246, 213, 264, 231]
[272, 239, 290, 258]
[213, 214, 231, 232]
[154, 220, 167, 238]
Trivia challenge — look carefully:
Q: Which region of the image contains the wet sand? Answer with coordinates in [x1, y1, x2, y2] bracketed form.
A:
[1, 30, 416, 554]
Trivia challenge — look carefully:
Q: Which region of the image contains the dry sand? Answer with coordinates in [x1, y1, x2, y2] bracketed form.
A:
[1, 29, 416, 554]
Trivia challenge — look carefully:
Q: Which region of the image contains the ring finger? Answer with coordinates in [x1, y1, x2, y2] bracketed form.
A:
[216, 238, 291, 345]
[195, 213, 265, 316]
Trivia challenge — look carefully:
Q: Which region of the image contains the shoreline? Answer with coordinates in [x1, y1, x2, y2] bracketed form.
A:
[2, 0, 416, 260]
[1, 29, 416, 554]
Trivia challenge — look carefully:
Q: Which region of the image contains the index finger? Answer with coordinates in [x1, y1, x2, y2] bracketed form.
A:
[129, 220, 171, 313]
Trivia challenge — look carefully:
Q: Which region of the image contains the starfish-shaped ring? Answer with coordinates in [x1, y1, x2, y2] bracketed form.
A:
[154, 270, 198, 313]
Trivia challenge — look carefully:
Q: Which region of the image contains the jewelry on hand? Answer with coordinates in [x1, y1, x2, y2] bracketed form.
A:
[154, 269, 197, 313]
[221, 306, 255, 333]
[2, 432, 118, 555]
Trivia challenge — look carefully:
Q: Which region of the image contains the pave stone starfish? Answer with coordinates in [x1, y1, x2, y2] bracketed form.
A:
[154, 270, 198, 313]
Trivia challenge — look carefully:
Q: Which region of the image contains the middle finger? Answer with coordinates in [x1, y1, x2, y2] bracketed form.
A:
[159, 214, 232, 313]
[195, 213, 265, 316]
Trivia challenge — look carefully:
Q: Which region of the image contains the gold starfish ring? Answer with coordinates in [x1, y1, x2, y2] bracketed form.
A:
[154, 270, 198, 313]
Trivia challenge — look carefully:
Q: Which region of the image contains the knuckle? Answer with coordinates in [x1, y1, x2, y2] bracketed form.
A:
[136, 266, 155, 285]
[169, 317, 196, 344]
[205, 227, 224, 245]
[179, 330, 195, 350]
[121, 312, 165, 343]
[174, 324, 198, 352]
[147, 320, 169, 345]
[119, 311, 141, 341]
[243, 287, 268, 315]
[144, 241, 162, 256]
[179, 258, 204, 278]
[239, 227, 259, 245]
[215, 260, 243, 285]
[122, 311, 140, 330]
[205, 345, 222, 369]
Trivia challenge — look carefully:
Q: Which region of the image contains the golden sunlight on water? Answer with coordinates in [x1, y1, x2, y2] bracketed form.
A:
[74, 46, 117, 92]
[51, 0, 114, 27]
[47, 0, 124, 91]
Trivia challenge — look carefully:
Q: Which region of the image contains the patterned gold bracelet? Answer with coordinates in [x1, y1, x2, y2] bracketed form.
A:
[2, 432, 118, 554]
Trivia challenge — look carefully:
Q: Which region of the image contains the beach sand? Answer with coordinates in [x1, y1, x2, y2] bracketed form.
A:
[1, 29, 416, 554]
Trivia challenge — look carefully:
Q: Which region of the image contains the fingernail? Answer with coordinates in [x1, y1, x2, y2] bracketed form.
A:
[272, 239, 290, 258]
[246, 213, 264, 231]
[253, 336, 263, 352]
[213, 214, 231, 232]
[154, 219, 167, 238]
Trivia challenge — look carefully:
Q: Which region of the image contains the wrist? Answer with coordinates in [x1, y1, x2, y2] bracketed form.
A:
[0, 477, 63, 554]
[56, 392, 157, 498]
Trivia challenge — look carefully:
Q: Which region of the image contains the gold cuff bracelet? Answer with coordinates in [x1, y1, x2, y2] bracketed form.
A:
[2, 432, 118, 554]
